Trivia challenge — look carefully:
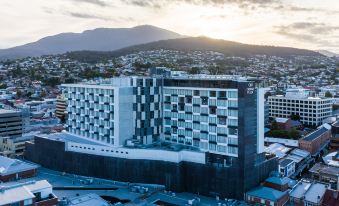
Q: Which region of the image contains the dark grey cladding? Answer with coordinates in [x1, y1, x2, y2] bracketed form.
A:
[25, 136, 278, 200]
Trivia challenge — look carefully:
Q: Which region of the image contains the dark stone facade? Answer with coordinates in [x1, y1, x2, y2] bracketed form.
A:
[25, 136, 277, 200]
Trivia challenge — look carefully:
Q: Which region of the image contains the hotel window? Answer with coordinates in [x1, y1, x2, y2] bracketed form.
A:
[217, 100, 227, 107]
[186, 96, 192, 104]
[209, 144, 216, 151]
[228, 100, 238, 107]
[227, 91, 237, 98]
[201, 97, 208, 105]
[210, 91, 216, 97]
[218, 117, 227, 125]
[218, 91, 226, 98]
[209, 134, 216, 141]
[209, 117, 217, 124]
[194, 90, 200, 96]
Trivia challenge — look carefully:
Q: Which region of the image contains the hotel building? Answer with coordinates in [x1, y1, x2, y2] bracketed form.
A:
[25, 75, 277, 199]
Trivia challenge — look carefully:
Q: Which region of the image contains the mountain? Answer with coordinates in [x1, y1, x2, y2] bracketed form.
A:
[66, 36, 323, 63]
[316, 50, 339, 57]
[0, 25, 184, 60]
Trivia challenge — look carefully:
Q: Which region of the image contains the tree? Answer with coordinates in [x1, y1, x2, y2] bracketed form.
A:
[290, 114, 300, 121]
[189, 67, 200, 74]
[324, 91, 333, 98]
[16, 90, 22, 99]
[271, 121, 278, 130]
[288, 128, 300, 139]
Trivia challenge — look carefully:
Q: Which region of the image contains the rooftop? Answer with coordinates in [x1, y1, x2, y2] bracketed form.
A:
[304, 182, 329, 204]
[275, 117, 289, 123]
[246, 186, 287, 201]
[67, 193, 110, 206]
[279, 158, 294, 167]
[0, 156, 39, 176]
[265, 143, 291, 159]
[302, 126, 330, 142]
[309, 163, 339, 176]
[265, 176, 291, 186]
[38, 132, 106, 146]
[0, 180, 51, 205]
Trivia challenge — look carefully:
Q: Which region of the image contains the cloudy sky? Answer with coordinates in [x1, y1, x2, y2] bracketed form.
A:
[1, 0, 339, 52]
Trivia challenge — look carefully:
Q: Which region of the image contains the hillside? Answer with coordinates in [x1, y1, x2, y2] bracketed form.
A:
[0, 25, 184, 60]
[66, 37, 323, 63]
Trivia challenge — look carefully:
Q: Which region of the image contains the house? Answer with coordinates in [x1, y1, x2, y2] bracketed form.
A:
[289, 180, 329, 206]
[321, 189, 339, 206]
[0, 155, 38, 182]
[275, 118, 292, 130]
[262, 176, 290, 192]
[0, 180, 58, 206]
[246, 186, 289, 206]
[309, 163, 339, 190]
[278, 158, 295, 177]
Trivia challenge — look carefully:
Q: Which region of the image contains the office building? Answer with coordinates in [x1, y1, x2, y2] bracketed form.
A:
[268, 88, 333, 127]
[25, 75, 278, 199]
[0, 109, 23, 138]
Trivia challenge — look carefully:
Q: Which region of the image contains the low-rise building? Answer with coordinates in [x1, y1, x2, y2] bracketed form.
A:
[0, 132, 39, 157]
[278, 158, 295, 177]
[321, 189, 339, 206]
[246, 186, 289, 206]
[262, 176, 290, 192]
[0, 156, 38, 182]
[275, 117, 292, 131]
[309, 163, 339, 190]
[299, 124, 331, 155]
[330, 121, 339, 151]
[0, 180, 58, 206]
[289, 180, 329, 206]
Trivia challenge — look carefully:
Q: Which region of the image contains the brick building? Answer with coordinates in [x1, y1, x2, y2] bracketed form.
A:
[299, 124, 331, 155]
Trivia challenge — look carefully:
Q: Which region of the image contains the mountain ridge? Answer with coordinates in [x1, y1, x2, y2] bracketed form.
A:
[65, 36, 323, 63]
[0, 25, 184, 60]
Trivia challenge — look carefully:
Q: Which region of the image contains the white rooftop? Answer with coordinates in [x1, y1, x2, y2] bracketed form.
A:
[265, 143, 291, 159]
[0, 156, 39, 176]
[0, 180, 51, 205]
[68, 193, 110, 206]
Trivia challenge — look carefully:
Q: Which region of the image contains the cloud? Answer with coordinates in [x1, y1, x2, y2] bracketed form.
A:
[69, 0, 109, 7]
[66, 11, 111, 20]
[121, 0, 278, 9]
[275, 22, 339, 46]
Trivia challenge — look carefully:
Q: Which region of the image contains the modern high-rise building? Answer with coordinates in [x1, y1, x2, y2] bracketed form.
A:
[268, 88, 333, 127]
[26, 74, 277, 199]
[62, 77, 162, 146]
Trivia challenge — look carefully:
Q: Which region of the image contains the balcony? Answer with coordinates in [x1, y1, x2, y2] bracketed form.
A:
[36, 193, 58, 206]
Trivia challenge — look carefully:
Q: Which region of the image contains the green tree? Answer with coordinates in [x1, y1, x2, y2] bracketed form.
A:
[290, 114, 300, 121]
[189, 67, 200, 74]
[288, 128, 300, 139]
[324, 91, 333, 98]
